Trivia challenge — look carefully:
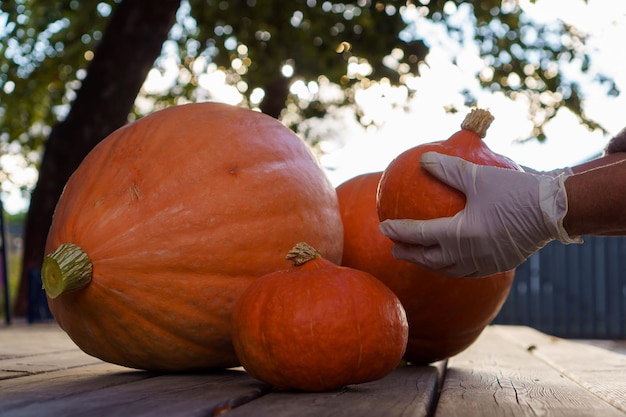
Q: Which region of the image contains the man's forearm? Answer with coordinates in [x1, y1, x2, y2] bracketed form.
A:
[564, 155, 626, 236]
[570, 152, 626, 174]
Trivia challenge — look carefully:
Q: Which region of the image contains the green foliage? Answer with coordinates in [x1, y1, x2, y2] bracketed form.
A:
[0, 0, 117, 154]
[191, 0, 418, 85]
[466, 0, 617, 138]
[0, 0, 618, 163]
[143, 0, 428, 125]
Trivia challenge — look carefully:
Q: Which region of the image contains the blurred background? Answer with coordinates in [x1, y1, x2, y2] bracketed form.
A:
[1, 0, 624, 330]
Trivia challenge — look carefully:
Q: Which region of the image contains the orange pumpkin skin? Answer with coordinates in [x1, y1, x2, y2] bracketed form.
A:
[377, 110, 521, 221]
[338, 111, 517, 364]
[231, 243, 408, 392]
[44, 102, 344, 372]
[337, 172, 394, 277]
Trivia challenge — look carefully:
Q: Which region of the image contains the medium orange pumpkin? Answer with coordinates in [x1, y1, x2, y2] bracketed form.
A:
[337, 109, 516, 364]
[42, 102, 344, 372]
[231, 242, 408, 392]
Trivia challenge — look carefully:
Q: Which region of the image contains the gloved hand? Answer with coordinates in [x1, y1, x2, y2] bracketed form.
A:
[379, 152, 582, 278]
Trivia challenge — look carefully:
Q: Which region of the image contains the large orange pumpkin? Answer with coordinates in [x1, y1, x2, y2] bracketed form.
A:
[42, 102, 344, 372]
[337, 109, 516, 364]
[232, 242, 408, 392]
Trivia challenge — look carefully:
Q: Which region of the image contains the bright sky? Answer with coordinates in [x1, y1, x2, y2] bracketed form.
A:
[1, 0, 625, 213]
[322, 0, 626, 187]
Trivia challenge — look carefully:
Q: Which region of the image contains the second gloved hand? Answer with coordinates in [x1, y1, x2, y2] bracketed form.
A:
[379, 152, 582, 278]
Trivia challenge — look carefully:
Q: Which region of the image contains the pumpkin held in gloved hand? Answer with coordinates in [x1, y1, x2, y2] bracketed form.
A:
[337, 109, 517, 364]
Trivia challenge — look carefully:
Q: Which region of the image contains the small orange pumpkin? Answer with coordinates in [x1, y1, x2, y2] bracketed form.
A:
[337, 109, 517, 364]
[42, 102, 344, 372]
[231, 242, 408, 392]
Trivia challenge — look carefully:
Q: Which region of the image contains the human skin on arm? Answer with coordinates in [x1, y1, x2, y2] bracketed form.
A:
[564, 153, 626, 236]
[525, 152, 626, 235]
[570, 151, 626, 174]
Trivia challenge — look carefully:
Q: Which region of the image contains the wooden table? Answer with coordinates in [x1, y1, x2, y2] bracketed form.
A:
[1, 323, 625, 416]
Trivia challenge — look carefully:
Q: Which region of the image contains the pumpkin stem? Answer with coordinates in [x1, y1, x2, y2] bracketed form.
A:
[286, 242, 322, 266]
[42, 243, 93, 299]
[461, 108, 494, 138]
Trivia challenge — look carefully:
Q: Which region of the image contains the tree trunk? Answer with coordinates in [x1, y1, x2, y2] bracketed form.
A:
[259, 76, 290, 119]
[14, 0, 181, 317]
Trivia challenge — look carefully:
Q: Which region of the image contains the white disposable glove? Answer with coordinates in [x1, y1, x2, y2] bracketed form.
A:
[379, 152, 582, 278]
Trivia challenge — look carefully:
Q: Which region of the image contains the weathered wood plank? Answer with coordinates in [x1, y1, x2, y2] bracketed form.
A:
[0, 322, 76, 358]
[494, 325, 626, 413]
[0, 324, 271, 416]
[0, 363, 153, 412]
[4, 323, 623, 417]
[223, 364, 441, 417]
[0, 322, 102, 380]
[435, 326, 625, 417]
[0, 349, 105, 379]
[2, 367, 270, 417]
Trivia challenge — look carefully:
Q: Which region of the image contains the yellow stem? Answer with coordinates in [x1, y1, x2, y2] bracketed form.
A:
[286, 242, 322, 266]
[42, 243, 93, 299]
[461, 108, 494, 138]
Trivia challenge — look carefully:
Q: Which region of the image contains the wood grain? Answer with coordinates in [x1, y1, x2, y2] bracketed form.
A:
[2, 368, 269, 417]
[0, 322, 75, 358]
[495, 325, 626, 413]
[435, 327, 626, 417]
[223, 365, 441, 417]
[1, 323, 623, 417]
